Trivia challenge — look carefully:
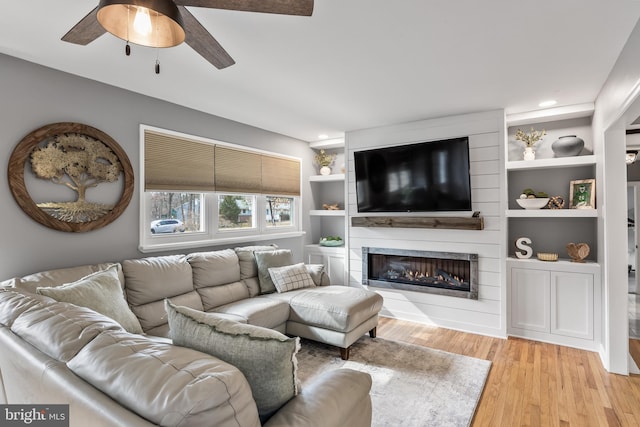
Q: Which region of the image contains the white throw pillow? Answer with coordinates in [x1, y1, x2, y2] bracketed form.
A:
[36, 265, 143, 334]
[268, 263, 316, 293]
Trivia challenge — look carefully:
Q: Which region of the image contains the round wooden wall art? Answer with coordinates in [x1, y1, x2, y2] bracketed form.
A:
[8, 122, 134, 232]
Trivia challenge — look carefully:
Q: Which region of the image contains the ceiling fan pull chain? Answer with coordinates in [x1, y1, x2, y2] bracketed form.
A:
[125, 6, 131, 56]
[154, 12, 160, 74]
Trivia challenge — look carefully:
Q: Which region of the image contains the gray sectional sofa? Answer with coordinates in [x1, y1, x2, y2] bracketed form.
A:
[0, 245, 384, 427]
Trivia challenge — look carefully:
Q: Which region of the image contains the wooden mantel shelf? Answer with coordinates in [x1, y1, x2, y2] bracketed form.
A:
[351, 216, 484, 230]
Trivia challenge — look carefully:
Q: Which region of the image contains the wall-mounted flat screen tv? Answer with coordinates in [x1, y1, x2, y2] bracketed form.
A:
[354, 137, 472, 212]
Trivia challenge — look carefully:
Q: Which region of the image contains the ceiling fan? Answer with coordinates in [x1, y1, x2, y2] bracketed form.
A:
[62, 0, 314, 70]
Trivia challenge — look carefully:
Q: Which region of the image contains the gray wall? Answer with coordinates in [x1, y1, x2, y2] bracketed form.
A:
[0, 53, 314, 280]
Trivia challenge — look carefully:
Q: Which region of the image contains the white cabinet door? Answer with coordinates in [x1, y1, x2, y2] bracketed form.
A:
[550, 271, 594, 339]
[326, 253, 345, 285]
[305, 247, 345, 285]
[510, 267, 550, 332]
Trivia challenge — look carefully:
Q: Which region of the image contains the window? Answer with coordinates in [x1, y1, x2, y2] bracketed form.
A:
[149, 192, 202, 234]
[218, 194, 255, 231]
[140, 126, 302, 252]
[265, 196, 294, 228]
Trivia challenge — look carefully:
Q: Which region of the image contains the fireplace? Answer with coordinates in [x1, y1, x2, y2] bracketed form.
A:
[362, 247, 478, 299]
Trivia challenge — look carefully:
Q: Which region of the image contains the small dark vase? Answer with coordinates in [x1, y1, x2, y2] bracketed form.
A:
[551, 135, 584, 157]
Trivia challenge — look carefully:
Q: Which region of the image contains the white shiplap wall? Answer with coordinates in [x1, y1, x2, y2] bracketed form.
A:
[346, 110, 507, 337]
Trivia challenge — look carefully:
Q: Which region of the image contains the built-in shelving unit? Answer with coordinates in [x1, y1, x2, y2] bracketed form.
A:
[306, 138, 347, 284]
[505, 106, 601, 351]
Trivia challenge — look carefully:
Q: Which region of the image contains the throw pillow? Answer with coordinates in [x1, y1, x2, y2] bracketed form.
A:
[254, 249, 293, 294]
[268, 263, 316, 293]
[234, 244, 278, 279]
[165, 300, 299, 422]
[36, 265, 143, 334]
[305, 264, 330, 286]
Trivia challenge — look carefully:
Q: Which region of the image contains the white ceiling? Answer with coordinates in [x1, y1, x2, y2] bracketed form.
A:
[2, 1, 640, 142]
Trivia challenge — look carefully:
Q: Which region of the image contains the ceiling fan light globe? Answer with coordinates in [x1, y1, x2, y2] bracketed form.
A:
[97, 0, 185, 48]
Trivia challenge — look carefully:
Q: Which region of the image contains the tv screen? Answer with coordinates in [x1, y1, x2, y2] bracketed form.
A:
[354, 137, 472, 213]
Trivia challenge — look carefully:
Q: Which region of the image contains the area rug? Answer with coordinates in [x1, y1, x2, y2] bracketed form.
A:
[295, 338, 491, 427]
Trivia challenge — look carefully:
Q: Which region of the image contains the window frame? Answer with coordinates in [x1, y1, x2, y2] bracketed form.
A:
[138, 125, 304, 253]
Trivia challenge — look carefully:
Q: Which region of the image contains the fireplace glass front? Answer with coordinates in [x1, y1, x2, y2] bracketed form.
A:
[362, 247, 478, 299]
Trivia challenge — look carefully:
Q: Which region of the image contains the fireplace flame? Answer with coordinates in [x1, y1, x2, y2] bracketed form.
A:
[383, 267, 466, 288]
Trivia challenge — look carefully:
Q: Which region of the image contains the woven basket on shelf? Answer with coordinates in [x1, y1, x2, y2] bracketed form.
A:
[536, 252, 558, 262]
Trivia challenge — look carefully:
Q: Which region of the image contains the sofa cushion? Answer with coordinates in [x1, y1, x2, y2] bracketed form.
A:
[2, 262, 125, 294]
[269, 263, 316, 293]
[166, 300, 299, 423]
[36, 265, 143, 334]
[267, 287, 384, 333]
[254, 249, 293, 294]
[123, 255, 203, 333]
[9, 293, 124, 362]
[0, 289, 55, 327]
[188, 249, 249, 311]
[210, 296, 290, 330]
[234, 245, 278, 280]
[188, 249, 241, 289]
[68, 328, 261, 427]
[136, 291, 204, 337]
[123, 255, 194, 305]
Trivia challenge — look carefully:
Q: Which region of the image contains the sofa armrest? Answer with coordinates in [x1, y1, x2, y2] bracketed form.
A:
[263, 369, 372, 427]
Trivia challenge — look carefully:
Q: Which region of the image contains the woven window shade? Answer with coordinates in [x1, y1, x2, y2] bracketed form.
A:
[144, 131, 215, 191]
[214, 146, 262, 193]
[262, 155, 301, 196]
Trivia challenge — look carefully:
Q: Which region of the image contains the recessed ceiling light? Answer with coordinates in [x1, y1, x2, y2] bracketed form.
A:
[538, 100, 557, 108]
[318, 134, 329, 140]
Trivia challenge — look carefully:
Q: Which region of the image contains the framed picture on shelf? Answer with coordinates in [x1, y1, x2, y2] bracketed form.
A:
[569, 179, 596, 209]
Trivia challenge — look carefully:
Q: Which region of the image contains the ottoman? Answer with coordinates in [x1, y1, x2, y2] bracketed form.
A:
[267, 286, 384, 359]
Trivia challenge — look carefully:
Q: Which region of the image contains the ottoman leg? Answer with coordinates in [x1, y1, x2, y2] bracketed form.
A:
[369, 327, 377, 338]
[340, 347, 350, 360]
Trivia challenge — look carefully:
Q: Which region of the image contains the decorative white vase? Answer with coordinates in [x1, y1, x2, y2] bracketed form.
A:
[320, 166, 331, 176]
[523, 147, 536, 161]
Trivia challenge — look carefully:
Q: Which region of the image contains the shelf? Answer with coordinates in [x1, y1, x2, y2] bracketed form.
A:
[506, 155, 596, 171]
[506, 103, 594, 127]
[309, 173, 345, 182]
[506, 209, 598, 218]
[310, 210, 345, 217]
[351, 215, 484, 230]
[305, 243, 345, 253]
[309, 138, 345, 149]
[507, 256, 600, 272]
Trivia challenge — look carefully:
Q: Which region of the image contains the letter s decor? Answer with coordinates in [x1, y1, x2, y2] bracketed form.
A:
[515, 237, 533, 259]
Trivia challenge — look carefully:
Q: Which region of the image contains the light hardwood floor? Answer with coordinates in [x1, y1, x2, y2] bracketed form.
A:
[376, 317, 640, 426]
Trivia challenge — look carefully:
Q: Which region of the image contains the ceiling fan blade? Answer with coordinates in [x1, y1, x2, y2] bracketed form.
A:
[174, 0, 313, 16]
[61, 7, 106, 45]
[178, 6, 235, 69]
